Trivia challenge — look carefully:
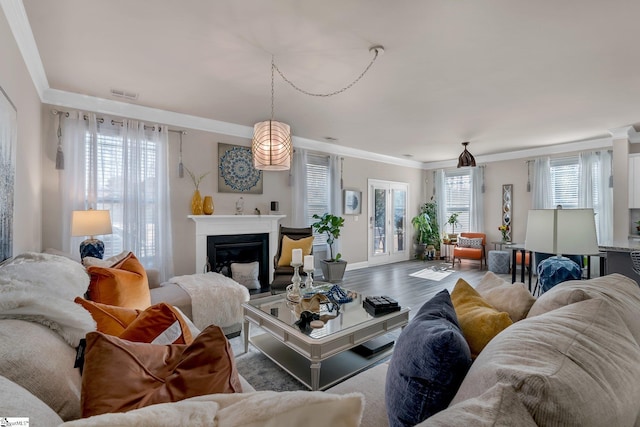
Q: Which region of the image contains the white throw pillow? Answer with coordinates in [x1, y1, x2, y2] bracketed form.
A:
[230, 262, 261, 290]
[458, 237, 483, 248]
[59, 391, 365, 427]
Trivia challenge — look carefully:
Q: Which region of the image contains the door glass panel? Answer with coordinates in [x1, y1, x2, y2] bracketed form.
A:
[393, 188, 406, 252]
[373, 188, 387, 255]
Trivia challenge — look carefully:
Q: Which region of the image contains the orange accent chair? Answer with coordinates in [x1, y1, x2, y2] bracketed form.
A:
[452, 232, 487, 270]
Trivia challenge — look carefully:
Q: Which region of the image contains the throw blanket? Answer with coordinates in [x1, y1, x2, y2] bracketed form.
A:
[0, 252, 96, 347]
[168, 272, 250, 330]
[59, 391, 365, 427]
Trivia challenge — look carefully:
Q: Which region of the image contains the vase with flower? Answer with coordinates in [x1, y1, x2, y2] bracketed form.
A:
[498, 224, 510, 242]
[185, 167, 211, 215]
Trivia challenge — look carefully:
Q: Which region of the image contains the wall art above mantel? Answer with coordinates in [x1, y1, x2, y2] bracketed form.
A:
[218, 143, 263, 194]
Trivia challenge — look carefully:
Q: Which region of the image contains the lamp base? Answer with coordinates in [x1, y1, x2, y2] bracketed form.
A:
[537, 256, 581, 293]
[79, 238, 105, 260]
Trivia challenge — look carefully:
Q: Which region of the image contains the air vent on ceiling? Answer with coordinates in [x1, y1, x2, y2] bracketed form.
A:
[110, 89, 139, 100]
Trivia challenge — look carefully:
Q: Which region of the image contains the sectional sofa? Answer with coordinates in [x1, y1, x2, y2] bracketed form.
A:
[1, 251, 639, 426]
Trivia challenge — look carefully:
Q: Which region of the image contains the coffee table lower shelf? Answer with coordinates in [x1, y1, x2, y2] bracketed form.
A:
[249, 333, 394, 391]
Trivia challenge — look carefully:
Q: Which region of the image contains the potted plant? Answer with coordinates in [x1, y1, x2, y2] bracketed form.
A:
[446, 212, 460, 242]
[411, 213, 432, 260]
[311, 213, 347, 282]
[418, 198, 441, 253]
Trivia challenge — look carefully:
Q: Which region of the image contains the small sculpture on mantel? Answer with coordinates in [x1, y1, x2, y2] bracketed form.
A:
[235, 197, 244, 215]
[254, 208, 261, 216]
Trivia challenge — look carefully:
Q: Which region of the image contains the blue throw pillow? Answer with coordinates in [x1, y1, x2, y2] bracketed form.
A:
[385, 289, 472, 427]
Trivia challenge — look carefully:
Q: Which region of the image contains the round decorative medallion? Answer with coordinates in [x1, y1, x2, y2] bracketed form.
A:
[218, 146, 262, 192]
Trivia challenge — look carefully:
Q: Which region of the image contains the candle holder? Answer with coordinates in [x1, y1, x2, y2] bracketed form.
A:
[304, 268, 314, 291]
[286, 262, 303, 300]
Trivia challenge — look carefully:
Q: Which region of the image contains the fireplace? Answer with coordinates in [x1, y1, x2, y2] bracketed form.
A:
[189, 215, 285, 283]
[206, 233, 269, 286]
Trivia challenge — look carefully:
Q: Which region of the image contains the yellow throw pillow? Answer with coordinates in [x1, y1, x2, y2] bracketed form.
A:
[87, 252, 151, 310]
[451, 278, 513, 358]
[277, 235, 314, 267]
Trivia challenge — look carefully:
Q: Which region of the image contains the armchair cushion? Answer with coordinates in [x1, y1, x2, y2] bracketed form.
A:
[277, 235, 314, 267]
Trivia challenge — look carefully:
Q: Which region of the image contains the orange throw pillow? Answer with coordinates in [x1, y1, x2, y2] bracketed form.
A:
[87, 252, 151, 310]
[74, 297, 139, 336]
[120, 303, 193, 345]
[451, 278, 513, 358]
[76, 298, 194, 345]
[81, 325, 242, 418]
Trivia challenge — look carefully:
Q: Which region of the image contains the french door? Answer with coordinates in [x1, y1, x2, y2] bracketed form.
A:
[368, 179, 409, 265]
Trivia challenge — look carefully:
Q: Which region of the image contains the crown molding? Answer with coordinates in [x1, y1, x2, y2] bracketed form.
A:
[609, 126, 640, 143]
[1, 0, 48, 98]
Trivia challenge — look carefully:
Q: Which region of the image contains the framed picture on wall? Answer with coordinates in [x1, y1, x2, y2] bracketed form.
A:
[343, 189, 362, 215]
[217, 143, 263, 194]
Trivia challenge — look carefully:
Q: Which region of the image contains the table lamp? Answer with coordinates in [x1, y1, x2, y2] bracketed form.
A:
[524, 208, 599, 292]
[71, 209, 113, 259]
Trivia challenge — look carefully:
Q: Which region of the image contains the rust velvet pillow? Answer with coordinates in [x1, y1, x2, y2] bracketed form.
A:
[75, 298, 194, 345]
[81, 325, 242, 418]
[451, 278, 513, 358]
[86, 252, 151, 310]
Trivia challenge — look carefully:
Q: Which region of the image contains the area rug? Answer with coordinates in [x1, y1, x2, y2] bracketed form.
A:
[229, 335, 306, 391]
[409, 267, 453, 281]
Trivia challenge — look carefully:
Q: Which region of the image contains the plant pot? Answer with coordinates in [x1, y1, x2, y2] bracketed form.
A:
[448, 233, 458, 243]
[320, 259, 347, 283]
[414, 243, 427, 260]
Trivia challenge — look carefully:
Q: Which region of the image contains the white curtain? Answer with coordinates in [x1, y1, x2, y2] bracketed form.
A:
[531, 157, 552, 208]
[290, 148, 308, 227]
[469, 166, 485, 232]
[329, 154, 342, 255]
[596, 150, 613, 245]
[435, 169, 447, 238]
[581, 150, 613, 245]
[60, 112, 174, 281]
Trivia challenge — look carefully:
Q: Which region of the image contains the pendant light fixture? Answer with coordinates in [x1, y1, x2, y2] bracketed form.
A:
[252, 46, 384, 171]
[252, 57, 292, 171]
[457, 141, 476, 168]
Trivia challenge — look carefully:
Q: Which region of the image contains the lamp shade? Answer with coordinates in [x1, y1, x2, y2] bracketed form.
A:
[524, 208, 599, 255]
[457, 142, 476, 168]
[71, 210, 113, 237]
[252, 120, 292, 171]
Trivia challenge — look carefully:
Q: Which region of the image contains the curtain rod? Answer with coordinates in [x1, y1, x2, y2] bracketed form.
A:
[51, 109, 186, 134]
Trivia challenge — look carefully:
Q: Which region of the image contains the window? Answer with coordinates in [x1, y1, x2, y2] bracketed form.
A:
[444, 169, 471, 233]
[306, 153, 330, 245]
[550, 155, 602, 231]
[85, 127, 160, 265]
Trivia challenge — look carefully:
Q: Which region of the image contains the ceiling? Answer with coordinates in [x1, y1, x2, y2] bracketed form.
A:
[15, 0, 640, 165]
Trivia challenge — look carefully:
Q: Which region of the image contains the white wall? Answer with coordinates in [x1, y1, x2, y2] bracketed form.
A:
[0, 7, 43, 255]
[39, 110, 426, 274]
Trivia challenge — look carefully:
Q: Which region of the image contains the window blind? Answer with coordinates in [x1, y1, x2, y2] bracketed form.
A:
[306, 153, 330, 244]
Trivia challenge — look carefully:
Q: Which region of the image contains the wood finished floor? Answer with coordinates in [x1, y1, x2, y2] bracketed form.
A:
[336, 259, 512, 319]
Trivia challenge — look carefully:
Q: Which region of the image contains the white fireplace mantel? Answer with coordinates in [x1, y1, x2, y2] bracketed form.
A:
[188, 215, 286, 280]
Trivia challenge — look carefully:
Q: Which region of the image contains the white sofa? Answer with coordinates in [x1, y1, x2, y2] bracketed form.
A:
[327, 273, 640, 426]
[2, 251, 639, 426]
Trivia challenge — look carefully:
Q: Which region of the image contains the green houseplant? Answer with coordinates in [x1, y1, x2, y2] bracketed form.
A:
[411, 212, 432, 259]
[446, 212, 460, 241]
[418, 198, 441, 251]
[311, 213, 347, 282]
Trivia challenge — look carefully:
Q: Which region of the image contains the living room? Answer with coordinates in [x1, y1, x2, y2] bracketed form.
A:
[3, 2, 640, 280]
[3, 2, 640, 426]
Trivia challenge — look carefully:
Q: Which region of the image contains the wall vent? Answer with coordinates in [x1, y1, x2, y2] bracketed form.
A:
[110, 89, 139, 100]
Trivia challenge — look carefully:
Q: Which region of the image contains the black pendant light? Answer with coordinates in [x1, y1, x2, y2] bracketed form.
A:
[457, 142, 476, 168]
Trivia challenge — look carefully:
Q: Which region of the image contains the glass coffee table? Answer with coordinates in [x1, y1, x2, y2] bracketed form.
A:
[242, 287, 409, 391]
